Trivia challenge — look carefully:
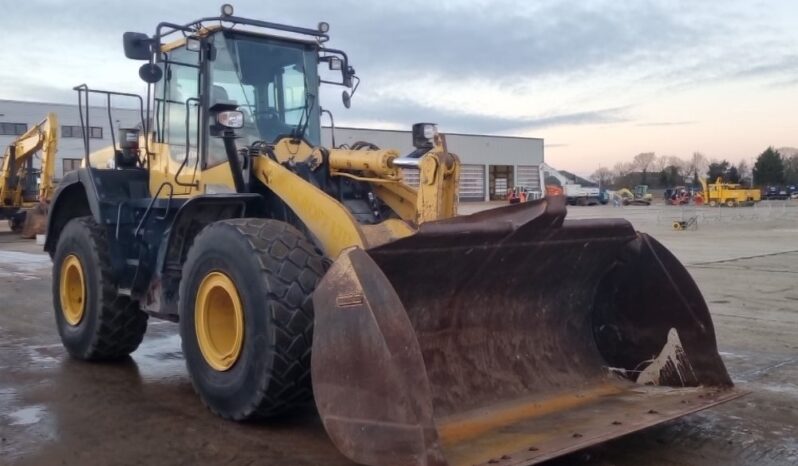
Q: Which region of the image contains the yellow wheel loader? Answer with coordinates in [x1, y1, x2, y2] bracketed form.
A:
[45, 6, 743, 465]
[0, 113, 58, 237]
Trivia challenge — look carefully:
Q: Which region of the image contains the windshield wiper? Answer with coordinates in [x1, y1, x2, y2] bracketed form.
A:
[291, 68, 315, 141]
[291, 91, 315, 141]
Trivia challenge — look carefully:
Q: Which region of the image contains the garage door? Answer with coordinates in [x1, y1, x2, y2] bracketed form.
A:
[401, 168, 420, 188]
[460, 164, 486, 201]
[516, 165, 542, 191]
[401, 165, 485, 201]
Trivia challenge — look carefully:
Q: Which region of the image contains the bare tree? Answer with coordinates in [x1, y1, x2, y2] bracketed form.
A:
[652, 155, 669, 173]
[632, 152, 657, 184]
[665, 155, 687, 172]
[613, 161, 633, 178]
[736, 159, 751, 185]
[686, 152, 709, 184]
[590, 166, 614, 187]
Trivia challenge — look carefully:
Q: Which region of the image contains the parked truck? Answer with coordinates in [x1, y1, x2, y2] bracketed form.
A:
[700, 177, 761, 207]
[542, 163, 601, 205]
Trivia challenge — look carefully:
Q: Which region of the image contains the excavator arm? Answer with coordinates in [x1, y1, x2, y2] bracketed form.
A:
[0, 113, 58, 207]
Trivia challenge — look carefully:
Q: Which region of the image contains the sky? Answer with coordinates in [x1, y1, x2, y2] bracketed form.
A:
[0, 0, 796, 176]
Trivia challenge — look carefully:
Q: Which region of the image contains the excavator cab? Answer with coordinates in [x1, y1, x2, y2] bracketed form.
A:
[44, 6, 743, 466]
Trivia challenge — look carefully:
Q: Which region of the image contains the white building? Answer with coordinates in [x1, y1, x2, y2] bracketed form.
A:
[0, 99, 142, 180]
[1, 99, 545, 201]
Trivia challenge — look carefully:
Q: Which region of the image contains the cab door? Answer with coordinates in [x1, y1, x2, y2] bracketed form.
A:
[151, 45, 202, 197]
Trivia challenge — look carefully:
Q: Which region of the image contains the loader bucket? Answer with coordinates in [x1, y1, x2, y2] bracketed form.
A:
[311, 197, 744, 466]
[20, 202, 48, 239]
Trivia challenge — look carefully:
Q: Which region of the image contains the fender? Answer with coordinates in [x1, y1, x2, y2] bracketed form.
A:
[141, 193, 265, 318]
[43, 169, 102, 256]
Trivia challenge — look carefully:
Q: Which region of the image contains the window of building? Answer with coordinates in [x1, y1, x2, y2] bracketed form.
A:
[0, 122, 28, 136]
[62, 125, 103, 139]
[62, 158, 82, 175]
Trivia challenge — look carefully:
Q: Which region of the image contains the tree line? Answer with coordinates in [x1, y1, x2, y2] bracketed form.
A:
[590, 147, 798, 189]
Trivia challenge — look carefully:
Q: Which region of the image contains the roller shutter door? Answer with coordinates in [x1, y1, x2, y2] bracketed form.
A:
[401, 168, 420, 188]
[516, 165, 541, 191]
[459, 164, 485, 201]
[402, 165, 485, 201]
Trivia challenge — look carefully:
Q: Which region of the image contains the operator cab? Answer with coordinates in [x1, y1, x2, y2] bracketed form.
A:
[121, 4, 356, 174]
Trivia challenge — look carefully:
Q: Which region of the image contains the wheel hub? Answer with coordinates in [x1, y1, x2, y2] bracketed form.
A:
[60, 254, 86, 326]
[195, 271, 245, 371]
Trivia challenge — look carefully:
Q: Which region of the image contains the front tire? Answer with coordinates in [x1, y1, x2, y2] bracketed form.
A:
[179, 218, 324, 420]
[53, 217, 148, 360]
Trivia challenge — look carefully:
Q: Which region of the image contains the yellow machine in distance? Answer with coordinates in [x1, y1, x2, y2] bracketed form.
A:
[700, 177, 761, 207]
[617, 184, 653, 206]
[0, 113, 58, 236]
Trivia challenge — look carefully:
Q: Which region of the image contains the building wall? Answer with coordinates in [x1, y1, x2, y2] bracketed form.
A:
[0, 99, 142, 179]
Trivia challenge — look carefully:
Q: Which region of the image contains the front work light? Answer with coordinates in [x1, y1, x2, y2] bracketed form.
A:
[318, 21, 330, 33]
[221, 4, 234, 17]
[217, 111, 244, 129]
[412, 122, 438, 149]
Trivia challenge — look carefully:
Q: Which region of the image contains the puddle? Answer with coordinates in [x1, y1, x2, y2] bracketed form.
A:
[0, 250, 50, 280]
[8, 405, 46, 426]
[132, 333, 186, 380]
[0, 251, 50, 271]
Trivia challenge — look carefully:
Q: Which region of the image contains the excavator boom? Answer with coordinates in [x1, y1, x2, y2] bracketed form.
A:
[0, 113, 58, 235]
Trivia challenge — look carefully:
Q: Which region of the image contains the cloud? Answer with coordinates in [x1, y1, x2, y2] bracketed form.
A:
[0, 0, 796, 156]
[337, 95, 629, 133]
[636, 121, 696, 127]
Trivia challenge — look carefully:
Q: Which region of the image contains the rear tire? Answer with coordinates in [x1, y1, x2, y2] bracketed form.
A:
[53, 217, 148, 360]
[179, 218, 324, 420]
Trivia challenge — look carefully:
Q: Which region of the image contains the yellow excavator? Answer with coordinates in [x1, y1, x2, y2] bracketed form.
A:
[0, 113, 58, 237]
[44, 6, 742, 466]
[617, 184, 653, 206]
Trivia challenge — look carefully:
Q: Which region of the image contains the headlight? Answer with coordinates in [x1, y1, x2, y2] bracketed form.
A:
[412, 122, 438, 149]
[217, 110, 244, 129]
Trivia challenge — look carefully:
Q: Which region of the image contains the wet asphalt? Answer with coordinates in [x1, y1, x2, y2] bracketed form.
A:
[1, 203, 797, 465]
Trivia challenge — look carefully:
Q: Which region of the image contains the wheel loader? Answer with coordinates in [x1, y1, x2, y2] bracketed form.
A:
[0, 113, 58, 237]
[45, 6, 743, 466]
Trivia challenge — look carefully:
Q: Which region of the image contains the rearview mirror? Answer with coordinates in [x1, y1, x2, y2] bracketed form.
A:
[138, 63, 163, 84]
[123, 32, 152, 60]
[342, 90, 351, 109]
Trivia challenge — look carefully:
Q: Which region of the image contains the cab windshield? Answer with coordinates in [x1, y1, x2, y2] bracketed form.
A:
[209, 32, 320, 157]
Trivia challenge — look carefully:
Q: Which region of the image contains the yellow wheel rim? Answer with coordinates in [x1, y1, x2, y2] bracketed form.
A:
[195, 271, 245, 371]
[60, 254, 86, 326]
